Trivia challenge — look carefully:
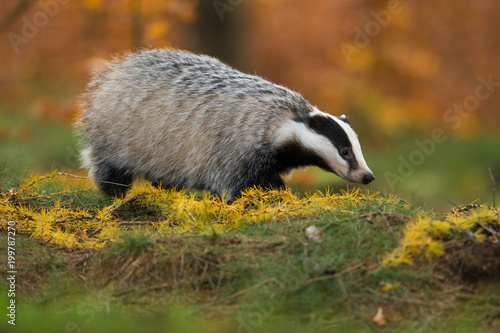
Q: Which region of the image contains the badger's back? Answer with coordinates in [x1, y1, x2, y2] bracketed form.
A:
[78, 50, 314, 197]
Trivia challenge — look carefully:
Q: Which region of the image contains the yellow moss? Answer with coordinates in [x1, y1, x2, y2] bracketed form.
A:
[1, 172, 407, 251]
[428, 220, 453, 238]
[380, 280, 401, 292]
[383, 205, 500, 267]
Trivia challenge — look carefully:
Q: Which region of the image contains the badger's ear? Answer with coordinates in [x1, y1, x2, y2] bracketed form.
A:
[339, 114, 350, 125]
[308, 114, 326, 131]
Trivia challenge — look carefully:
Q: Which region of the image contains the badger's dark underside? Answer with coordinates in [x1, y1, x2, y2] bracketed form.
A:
[93, 160, 285, 199]
[91, 139, 334, 199]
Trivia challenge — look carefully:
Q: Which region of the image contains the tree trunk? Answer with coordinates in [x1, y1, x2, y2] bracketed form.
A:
[130, 0, 144, 49]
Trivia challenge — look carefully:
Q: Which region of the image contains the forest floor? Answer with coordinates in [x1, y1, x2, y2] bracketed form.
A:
[1, 172, 500, 333]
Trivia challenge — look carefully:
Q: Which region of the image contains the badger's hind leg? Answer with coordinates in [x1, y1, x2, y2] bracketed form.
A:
[94, 160, 133, 197]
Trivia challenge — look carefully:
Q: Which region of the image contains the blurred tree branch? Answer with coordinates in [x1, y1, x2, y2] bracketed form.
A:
[0, 0, 36, 34]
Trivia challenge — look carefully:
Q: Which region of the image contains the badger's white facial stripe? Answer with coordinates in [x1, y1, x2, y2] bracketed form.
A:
[275, 108, 373, 183]
[275, 119, 348, 171]
[309, 108, 373, 181]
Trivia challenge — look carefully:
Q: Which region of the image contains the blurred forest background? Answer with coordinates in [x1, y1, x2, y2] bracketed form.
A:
[0, 0, 499, 213]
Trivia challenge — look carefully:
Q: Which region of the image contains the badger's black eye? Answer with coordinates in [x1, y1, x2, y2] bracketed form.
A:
[341, 148, 349, 156]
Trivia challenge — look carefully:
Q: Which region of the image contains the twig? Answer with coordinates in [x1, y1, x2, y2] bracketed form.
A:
[367, 288, 429, 305]
[221, 278, 283, 303]
[434, 285, 465, 297]
[117, 220, 164, 225]
[314, 316, 358, 331]
[57, 172, 88, 180]
[184, 209, 197, 224]
[5, 173, 56, 201]
[50, 216, 95, 224]
[4, 172, 88, 202]
[103, 195, 138, 215]
[488, 168, 496, 207]
[300, 262, 364, 286]
[477, 222, 499, 242]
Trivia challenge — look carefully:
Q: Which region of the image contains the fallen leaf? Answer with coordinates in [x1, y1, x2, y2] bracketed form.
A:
[372, 307, 387, 326]
[76, 229, 87, 237]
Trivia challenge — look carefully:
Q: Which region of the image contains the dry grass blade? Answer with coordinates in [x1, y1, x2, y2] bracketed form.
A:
[489, 167, 496, 207]
[300, 262, 364, 286]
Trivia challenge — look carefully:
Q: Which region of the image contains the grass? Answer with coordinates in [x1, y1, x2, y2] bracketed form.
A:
[1, 173, 500, 332]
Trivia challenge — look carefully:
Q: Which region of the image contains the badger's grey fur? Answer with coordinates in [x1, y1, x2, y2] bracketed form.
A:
[77, 49, 374, 199]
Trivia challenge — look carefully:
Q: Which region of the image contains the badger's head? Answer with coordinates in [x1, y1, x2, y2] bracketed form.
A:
[276, 109, 375, 185]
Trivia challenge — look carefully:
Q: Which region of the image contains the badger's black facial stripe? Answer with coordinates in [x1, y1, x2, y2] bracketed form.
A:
[309, 115, 351, 148]
[308, 115, 359, 170]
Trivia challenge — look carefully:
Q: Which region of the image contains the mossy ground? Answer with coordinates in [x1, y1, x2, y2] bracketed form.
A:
[1, 172, 500, 332]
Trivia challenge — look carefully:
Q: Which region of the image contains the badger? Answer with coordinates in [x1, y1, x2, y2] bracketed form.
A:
[77, 49, 375, 199]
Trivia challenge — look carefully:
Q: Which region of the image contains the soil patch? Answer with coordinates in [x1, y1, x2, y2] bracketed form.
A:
[439, 239, 500, 283]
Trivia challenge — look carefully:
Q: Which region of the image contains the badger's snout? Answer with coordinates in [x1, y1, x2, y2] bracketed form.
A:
[361, 172, 375, 185]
